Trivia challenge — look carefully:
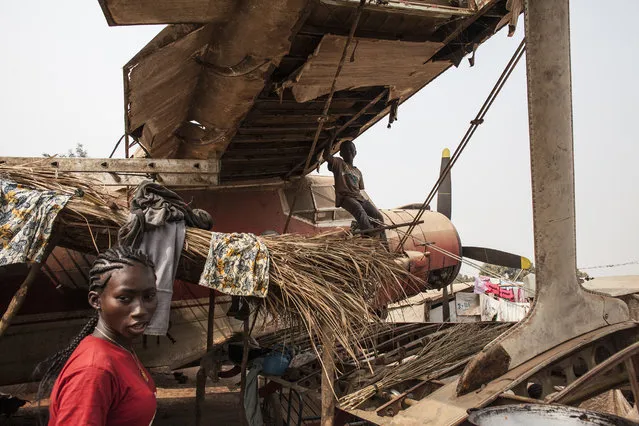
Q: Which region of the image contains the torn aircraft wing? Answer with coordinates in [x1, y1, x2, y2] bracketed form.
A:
[101, 0, 515, 183]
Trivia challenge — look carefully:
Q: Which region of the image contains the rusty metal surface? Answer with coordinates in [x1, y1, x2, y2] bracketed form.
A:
[290, 35, 445, 102]
[456, 0, 629, 396]
[97, 0, 237, 26]
[380, 322, 638, 426]
[98, 0, 512, 183]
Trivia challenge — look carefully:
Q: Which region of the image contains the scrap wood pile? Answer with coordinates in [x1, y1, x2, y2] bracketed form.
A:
[339, 323, 512, 409]
[0, 163, 420, 361]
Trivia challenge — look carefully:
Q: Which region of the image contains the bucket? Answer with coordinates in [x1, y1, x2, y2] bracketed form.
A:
[262, 346, 294, 376]
[467, 404, 638, 426]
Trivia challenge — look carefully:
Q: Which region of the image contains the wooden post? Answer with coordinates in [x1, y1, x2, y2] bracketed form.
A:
[423, 301, 431, 322]
[321, 330, 336, 426]
[239, 316, 250, 426]
[206, 290, 216, 350]
[195, 289, 216, 426]
[0, 262, 41, 338]
[442, 286, 450, 322]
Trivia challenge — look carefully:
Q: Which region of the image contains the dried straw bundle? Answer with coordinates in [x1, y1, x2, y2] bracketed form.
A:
[185, 228, 421, 361]
[1, 164, 421, 363]
[339, 323, 512, 409]
[0, 162, 127, 253]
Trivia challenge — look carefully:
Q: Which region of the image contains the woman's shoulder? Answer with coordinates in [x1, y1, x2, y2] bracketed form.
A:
[65, 335, 127, 374]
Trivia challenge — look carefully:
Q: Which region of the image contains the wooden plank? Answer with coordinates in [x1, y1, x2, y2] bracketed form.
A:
[74, 172, 219, 187]
[0, 157, 219, 174]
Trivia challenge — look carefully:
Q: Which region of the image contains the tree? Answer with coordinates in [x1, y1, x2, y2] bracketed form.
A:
[43, 143, 88, 158]
[479, 264, 532, 280]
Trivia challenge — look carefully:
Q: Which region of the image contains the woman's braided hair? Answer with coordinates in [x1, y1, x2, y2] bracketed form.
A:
[34, 246, 155, 415]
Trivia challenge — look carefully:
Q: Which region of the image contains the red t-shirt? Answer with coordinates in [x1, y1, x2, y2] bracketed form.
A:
[49, 335, 157, 426]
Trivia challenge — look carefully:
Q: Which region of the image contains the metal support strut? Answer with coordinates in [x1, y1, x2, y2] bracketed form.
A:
[456, 0, 629, 395]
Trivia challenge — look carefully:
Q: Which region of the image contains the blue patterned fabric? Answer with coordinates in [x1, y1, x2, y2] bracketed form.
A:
[198, 232, 269, 297]
[0, 180, 70, 266]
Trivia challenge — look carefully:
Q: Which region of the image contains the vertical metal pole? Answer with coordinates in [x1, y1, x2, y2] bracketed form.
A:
[457, 0, 628, 395]
[195, 290, 216, 425]
[123, 66, 131, 159]
[525, 0, 578, 311]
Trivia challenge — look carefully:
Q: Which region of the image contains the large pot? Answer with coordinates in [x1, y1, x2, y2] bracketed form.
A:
[467, 404, 638, 426]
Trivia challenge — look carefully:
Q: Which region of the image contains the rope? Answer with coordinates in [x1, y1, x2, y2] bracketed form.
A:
[389, 222, 511, 281]
[396, 38, 526, 252]
[283, 0, 367, 233]
[580, 260, 639, 270]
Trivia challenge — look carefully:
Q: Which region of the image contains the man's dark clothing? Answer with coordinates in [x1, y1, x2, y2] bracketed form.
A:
[341, 197, 384, 231]
[325, 157, 365, 207]
[326, 156, 383, 232]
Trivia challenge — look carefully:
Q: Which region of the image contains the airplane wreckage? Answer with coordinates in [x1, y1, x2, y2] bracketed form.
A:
[1, 0, 639, 425]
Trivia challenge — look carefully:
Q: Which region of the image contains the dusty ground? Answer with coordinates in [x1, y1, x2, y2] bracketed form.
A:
[4, 367, 244, 425]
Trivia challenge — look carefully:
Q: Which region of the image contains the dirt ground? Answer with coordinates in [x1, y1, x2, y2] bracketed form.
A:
[4, 367, 244, 425]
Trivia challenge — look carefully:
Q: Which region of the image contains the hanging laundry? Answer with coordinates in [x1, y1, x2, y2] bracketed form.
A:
[118, 180, 213, 336]
[137, 221, 185, 336]
[118, 181, 212, 247]
[474, 276, 489, 294]
[0, 180, 70, 266]
[485, 282, 501, 297]
[498, 287, 515, 302]
[199, 232, 269, 298]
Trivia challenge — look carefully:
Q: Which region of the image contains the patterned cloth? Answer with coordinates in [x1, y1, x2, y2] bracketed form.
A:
[199, 232, 269, 297]
[0, 180, 70, 266]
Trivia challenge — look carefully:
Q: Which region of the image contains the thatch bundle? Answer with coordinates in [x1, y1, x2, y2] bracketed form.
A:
[0, 163, 420, 362]
[339, 323, 512, 409]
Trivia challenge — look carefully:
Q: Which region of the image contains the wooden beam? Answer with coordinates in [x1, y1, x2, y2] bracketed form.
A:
[0, 157, 220, 174]
[73, 172, 219, 187]
[0, 262, 41, 338]
[321, 331, 335, 426]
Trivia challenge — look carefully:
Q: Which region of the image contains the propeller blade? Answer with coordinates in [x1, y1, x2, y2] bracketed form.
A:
[437, 148, 452, 219]
[462, 246, 532, 270]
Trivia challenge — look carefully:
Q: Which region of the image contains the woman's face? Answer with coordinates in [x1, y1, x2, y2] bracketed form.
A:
[91, 263, 158, 340]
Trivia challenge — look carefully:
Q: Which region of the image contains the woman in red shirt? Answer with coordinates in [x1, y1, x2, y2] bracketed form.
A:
[35, 246, 159, 425]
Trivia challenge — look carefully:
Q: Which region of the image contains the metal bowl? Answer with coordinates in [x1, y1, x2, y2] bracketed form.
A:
[467, 404, 638, 426]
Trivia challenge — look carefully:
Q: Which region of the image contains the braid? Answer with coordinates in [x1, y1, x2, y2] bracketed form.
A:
[34, 315, 98, 424]
[89, 246, 155, 291]
[34, 245, 155, 422]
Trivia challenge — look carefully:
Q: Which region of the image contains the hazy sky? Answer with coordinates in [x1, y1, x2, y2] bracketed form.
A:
[1, 1, 637, 277]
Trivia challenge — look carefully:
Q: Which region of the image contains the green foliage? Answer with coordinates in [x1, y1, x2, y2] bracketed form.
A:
[43, 143, 88, 158]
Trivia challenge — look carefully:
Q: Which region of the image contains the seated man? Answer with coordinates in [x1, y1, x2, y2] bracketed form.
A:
[323, 141, 385, 235]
